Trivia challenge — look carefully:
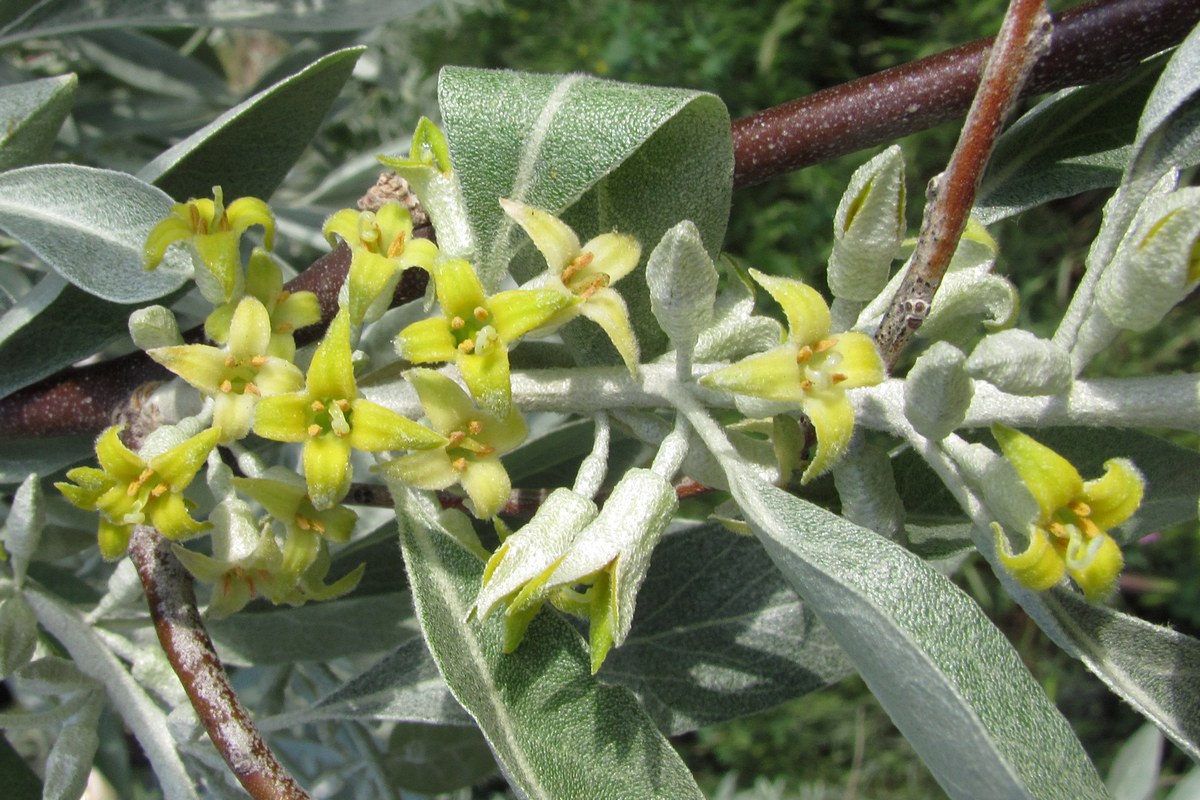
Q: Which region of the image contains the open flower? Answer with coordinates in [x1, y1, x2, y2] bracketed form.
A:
[700, 270, 885, 481]
[394, 258, 575, 416]
[501, 198, 641, 373]
[148, 297, 304, 442]
[255, 309, 446, 509]
[56, 425, 218, 558]
[324, 202, 439, 324]
[379, 369, 526, 519]
[991, 424, 1143, 601]
[205, 250, 320, 361]
[144, 186, 274, 304]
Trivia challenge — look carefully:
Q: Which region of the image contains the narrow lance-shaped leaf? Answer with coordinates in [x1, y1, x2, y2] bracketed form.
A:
[389, 482, 705, 800]
[725, 465, 1108, 799]
[0, 74, 77, 171]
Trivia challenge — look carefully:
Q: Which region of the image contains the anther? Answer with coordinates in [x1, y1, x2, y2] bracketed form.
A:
[561, 252, 594, 283]
[830, 373, 847, 385]
[796, 345, 813, 364]
[458, 339, 475, 353]
[225, 355, 238, 368]
[473, 306, 489, 322]
[814, 338, 838, 353]
[386, 232, 407, 259]
[219, 379, 234, 393]
[311, 400, 326, 412]
[245, 383, 261, 396]
[450, 316, 466, 330]
[452, 457, 468, 472]
[150, 484, 168, 498]
[447, 431, 467, 446]
[250, 356, 267, 367]
[467, 420, 483, 436]
[308, 424, 322, 437]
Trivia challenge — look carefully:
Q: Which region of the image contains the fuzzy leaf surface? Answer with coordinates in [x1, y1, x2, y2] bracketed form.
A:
[0, 74, 77, 172]
[393, 485, 704, 800]
[728, 465, 1108, 800]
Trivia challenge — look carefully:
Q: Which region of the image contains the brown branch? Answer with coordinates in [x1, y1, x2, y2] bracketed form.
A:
[128, 525, 312, 800]
[732, 0, 1200, 188]
[873, 0, 1052, 369]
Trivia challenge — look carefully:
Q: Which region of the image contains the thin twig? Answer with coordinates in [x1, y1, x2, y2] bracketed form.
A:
[128, 525, 312, 800]
[732, 0, 1198, 187]
[873, 0, 1052, 369]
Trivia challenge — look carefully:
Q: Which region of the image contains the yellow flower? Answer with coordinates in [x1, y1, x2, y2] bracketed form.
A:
[205, 250, 320, 361]
[323, 203, 439, 324]
[144, 186, 274, 304]
[254, 310, 446, 509]
[379, 369, 526, 519]
[148, 297, 304, 442]
[700, 270, 885, 481]
[394, 258, 575, 417]
[500, 198, 642, 373]
[56, 425, 218, 558]
[991, 424, 1143, 601]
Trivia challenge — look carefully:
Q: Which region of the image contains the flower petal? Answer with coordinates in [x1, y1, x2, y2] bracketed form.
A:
[750, 269, 831, 346]
[226, 196, 275, 250]
[405, 368, 478, 434]
[254, 392, 312, 442]
[458, 338, 511, 417]
[212, 392, 256, 442]
[306, 310, 356, 400]
[348, 398, 447, 452]
[143, 216, 195, 270]
[94, 426, 144, 482]
[347, 250, 400, 325]
[500, 198, 580, 273]
[827, 332, 885, 389]
[1065, 531, 1124, 601]
[700, 345, 805, 404]
[379, 450, 459, 491]
[432, 258, 487, 320]
[227, 297, 273, 359]
[147, 343, 231, 395]
[303, 434, 353, 510]
[1082, 458, 1145, 531]
[581, 232, 640, 284]
[800, 391, 855, 482]
[233, 474, 305, 522]
[254, 358, 304, 396]
[150, 427, 220, 491]
[148, 491, 208, 540]
[991, 425, 1084, 522]
[459, 457, 512, 519]
[487, 288, 576, 343]
[993, 523, 1066, 591]
[323, 208, 363, 248]
[97, 518, 134, 560]
[395, 317, 457, 363]
[192, 231, 241, 302]
[578, 287, 640, 374]
[398, 237, 439, 271]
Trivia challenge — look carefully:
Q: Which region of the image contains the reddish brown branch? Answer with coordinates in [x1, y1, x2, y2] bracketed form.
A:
[873, 0, 1052, 367]
[128, 525, 311, 800]
[732, 0, 1199, 188]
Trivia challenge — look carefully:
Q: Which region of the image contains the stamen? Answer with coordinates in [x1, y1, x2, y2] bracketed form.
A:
[579, 276, 607, 300]
[296, 516, 311, 531]
[244, 383, 261, 396]
[451, 457, 468, 472]
[386, 232, 407, 259]
[458, 339, 475, 353]
[311, 400, 326, 412]
[308, 424, 323, 437]
[150, 484, 168, 498]
[473, 306, 490, 322]
[800, 379, 814, 392]
[447, 431, 467, 446]
[561, 251, 594, 283]
[277, 290, 291, 303]
[219, 379, 234, 393]
[830, 373, 848, 384]
[814, 338, 838, 353]
[224, 355, 237, 368]
[467, 420, 484, 436]
[275, 323, 295, 334]
[250, 356, 267, 367]
[796, 345, 814, 364]
[335, 399, 351, 412]
[450, 316, 466, 330]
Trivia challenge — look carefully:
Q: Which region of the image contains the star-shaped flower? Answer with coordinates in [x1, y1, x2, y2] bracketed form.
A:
[501, 198, 641, 373]
[990, 424, 1143, 601]
[700, 270, 885, 481]
[254, 309, 447, 509]
[323, 202, 439, 324]
[144, 186, 274, 304]
[379, 369, 526, 519]
[394, 258, 575, 416]
[56, 425, 218, 558]
[148, 296, 304, 442]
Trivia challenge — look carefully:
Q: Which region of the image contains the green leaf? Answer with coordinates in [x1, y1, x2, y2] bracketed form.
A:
[0, 594, 38, 678]
[0, 166, 191, 302]
[645, 220, 719, 366]
[42, 721, 99, 800]
[72, 30, 229, 102]
[440, 66, 731, 360]
[2, 473, 43, 587]
[285, 637, 471, 727]
[602, 523, 850, 735]
[139, 47, 365, 202]
[384, 722, 497, 794]
[206, 592, 417, 666]
[0, 74, 76, 172]
[0, 276, 150, 401]
[976, 59, 1164, 224]
[0, 0, 434, 45]
[1105, 723, 1162, 800]
[1044, 590, 1200, 763]
[391, 485, 705, 800]
[727, 465, 1108, 800]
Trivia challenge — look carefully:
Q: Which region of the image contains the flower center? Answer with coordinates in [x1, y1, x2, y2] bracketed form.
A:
[796, 339, 848, 394]
[445, 419, 494, 471]
[219, 355, 268, 396]
[307, 398, 353, 438]
[451, 307, 493, 353]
